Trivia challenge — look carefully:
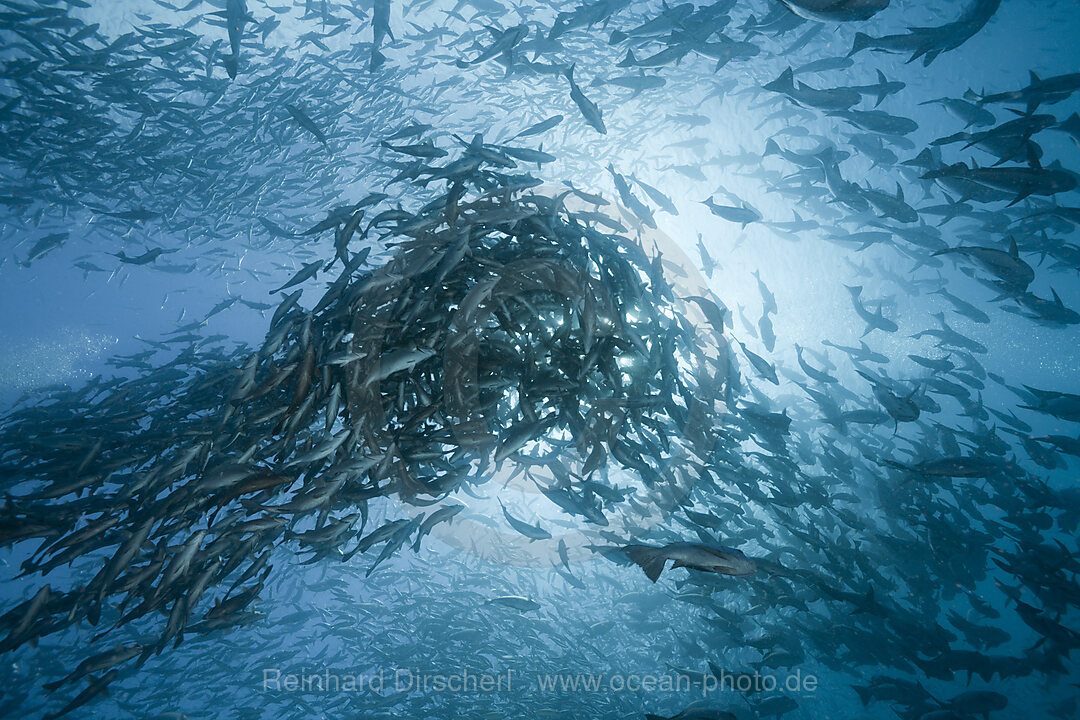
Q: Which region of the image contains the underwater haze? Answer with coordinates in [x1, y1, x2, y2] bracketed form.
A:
[1, 1, 1079, 719]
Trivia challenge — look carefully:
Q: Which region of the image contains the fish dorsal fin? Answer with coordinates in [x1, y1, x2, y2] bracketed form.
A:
[1009, 236, 1019, 258]
[876, 69, 887, 85]
[896, 183, 904, 201]
[1029, 70, 1041, 85]
[1051, 287, 1064, 306]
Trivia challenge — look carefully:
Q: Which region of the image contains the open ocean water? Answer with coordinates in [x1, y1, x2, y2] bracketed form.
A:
[1, 1, 1079, 719]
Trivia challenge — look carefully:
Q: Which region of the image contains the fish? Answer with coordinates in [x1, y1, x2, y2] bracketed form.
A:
[456, 24, 529, 68]
[1018, 385, 1080, 421]
[284, 104, 329, 147]
[268, 262, 322, 296]
[779, 0, 890, 22]
[42, 645, 143, 692]
[850, 0, 1002, 66]
[882, 455, 1005, 479]
[857, 370, 921, 425]
[592, 73, 666, 98]
[848, 69, 906, 107]
[498, 499, 552, 541]
[622, 542, 757, 582]
[485, 595, 541, 612]
[632, 175, 678, 215]
[605, 168, 653, 229]
[977, 69, 1080, 114]
[701, 197, 761, 226]
[216, 0, 252, 79]
[696, 236, 717, 278]
[736, 339, 779, 385]
[563, 64, 606, 134]
[830, 109, 918, 136]
[511, 115, 563, 139]
[922, 158, 1078, 205]
[933, 237, 1035, 289]
[845, 285, 899, 335]
[370, 0, 393, 70]
[42, 670, 119, 720]
[795, 344, 837, 384]
[763, 67, 862, 111]
[112, 248, 176, 265]
[100, 208, 161, 222]
[19, 232, 68, 266]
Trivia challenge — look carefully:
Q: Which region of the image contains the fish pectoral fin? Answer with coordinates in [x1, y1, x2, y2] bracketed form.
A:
[623, 545, 666, 582]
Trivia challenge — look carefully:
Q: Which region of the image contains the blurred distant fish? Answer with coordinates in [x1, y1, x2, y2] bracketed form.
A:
[215, 0, 252, 79]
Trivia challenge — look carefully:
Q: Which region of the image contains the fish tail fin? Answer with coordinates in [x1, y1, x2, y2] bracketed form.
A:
[849, 32, 872, 57]
[622, 544, 666, 582]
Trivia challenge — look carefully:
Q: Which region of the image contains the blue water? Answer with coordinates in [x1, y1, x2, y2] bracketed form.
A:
[1, 1, 1079, 719]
